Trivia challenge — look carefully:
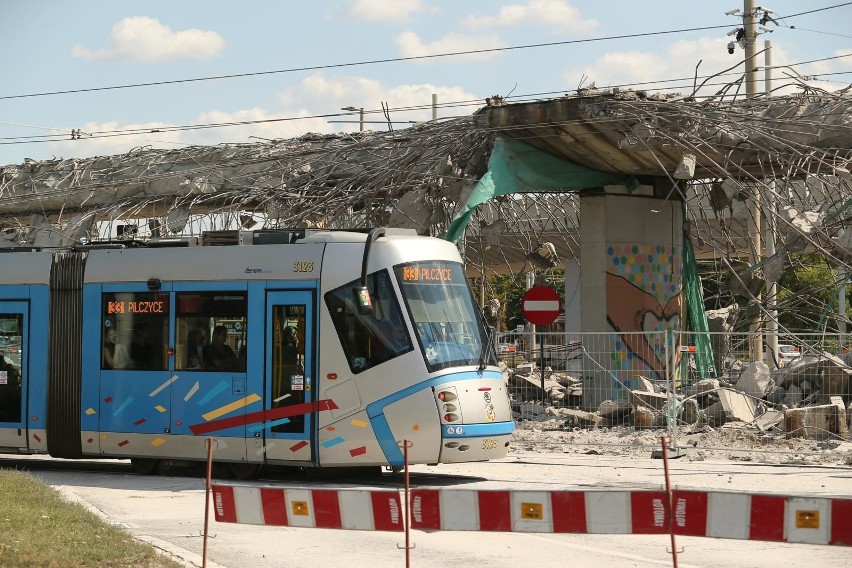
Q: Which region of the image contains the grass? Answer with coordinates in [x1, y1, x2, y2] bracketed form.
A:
[0, 469, 186, 568]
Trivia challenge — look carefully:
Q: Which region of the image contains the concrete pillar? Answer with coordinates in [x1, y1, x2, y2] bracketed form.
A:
[563, 259, 581, 333]
[579, 195, 607, 331]
[579, 186, 684, 409]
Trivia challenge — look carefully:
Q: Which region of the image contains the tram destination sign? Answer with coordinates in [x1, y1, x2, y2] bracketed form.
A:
[521, 286, 560, 326]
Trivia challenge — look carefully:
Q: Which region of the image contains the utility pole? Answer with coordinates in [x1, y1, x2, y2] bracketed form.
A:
[743, 0, 759, 98]
[743, 0, 763, 362]
[764, 39, 779, 364]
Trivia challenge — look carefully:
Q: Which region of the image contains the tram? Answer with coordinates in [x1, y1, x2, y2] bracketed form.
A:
[0, 228, 513, 477]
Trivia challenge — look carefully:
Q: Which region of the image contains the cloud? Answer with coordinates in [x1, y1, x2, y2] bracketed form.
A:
[562, 37, 759, 95]
[834, 49, 852, 67]
[281, 73, 479, 129]
[562, 38, 849, 98]
[47, 110, 332, 160]
[347, 0, 436, 22]
[44, 74, 478, 160]
[395, 31, 506, 62]
[464, 0, 596, 33]
[72, 16, 225, 62]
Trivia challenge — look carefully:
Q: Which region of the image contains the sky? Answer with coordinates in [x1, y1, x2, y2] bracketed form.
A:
[0, 0, 849, 167]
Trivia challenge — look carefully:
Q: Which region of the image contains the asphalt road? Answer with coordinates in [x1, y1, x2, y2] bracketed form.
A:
[11, 452, 852, 568]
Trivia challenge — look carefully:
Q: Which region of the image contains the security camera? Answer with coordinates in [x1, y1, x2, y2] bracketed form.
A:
[727, 27, 741, 36]
[725, 9, 740, 15]
[727, 41, 736, 54]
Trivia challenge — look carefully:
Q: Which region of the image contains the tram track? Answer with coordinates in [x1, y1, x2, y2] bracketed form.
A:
[0, 454, 490, 490]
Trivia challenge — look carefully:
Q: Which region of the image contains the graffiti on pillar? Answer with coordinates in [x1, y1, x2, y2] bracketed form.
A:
[605, 244, 683, 384]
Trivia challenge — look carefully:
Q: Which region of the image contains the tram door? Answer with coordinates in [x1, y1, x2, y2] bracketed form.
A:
[0, 303, 26, 447]
[263, 291, 314, 463]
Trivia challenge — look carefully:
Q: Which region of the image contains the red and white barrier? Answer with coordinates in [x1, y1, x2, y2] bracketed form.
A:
[210, 484, 851, 547]
[409, 489, 852, 546]
[212, 484, 404, 531]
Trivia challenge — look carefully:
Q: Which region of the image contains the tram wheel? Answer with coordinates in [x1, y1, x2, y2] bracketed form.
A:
[130, 458, 160, 475]
[227, 462, 262, 480]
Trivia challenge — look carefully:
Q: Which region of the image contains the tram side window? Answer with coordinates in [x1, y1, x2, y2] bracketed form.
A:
[101, 293, 169, 371]
[324, 270, 412, 373]
[0, 314, 23, 422]
[175, 292, 247, 372]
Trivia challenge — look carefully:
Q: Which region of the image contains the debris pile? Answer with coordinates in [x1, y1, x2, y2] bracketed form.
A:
[507, 355, 852, 442]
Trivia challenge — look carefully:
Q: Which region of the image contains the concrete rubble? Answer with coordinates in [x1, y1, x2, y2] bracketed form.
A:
[507, 349, 851, 442]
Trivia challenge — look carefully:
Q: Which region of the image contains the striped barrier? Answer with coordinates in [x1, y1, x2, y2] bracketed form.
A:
[212, 484, 403, 531]
[410, 489, 852, 546]
[211, 484, 852, 547]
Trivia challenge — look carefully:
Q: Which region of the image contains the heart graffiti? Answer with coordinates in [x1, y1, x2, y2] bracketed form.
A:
[606, 272, 683, 379]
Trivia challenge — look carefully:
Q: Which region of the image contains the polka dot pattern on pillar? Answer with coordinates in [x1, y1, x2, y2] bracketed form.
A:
[606, 244, 682, 304]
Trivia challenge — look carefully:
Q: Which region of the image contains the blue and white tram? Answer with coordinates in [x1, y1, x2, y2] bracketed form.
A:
[0, 228, 513, 477]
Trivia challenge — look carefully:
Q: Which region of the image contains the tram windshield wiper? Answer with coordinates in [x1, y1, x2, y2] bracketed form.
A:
[479, 323, 496, 371]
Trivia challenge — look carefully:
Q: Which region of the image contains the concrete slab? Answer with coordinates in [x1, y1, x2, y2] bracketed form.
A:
[754, 410, 784, 432]
[627, 389, 669, 411]
[784, 400, 848, 440]
[718, 388, 758, 422]
[735, 362, 771, 399]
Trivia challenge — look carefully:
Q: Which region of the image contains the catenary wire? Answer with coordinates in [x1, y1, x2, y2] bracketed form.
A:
[0, 24, 737, 102]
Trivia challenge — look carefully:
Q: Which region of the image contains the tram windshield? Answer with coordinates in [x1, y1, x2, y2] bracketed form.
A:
[325, 270, 414, 373]
[394, 261, 494, 372]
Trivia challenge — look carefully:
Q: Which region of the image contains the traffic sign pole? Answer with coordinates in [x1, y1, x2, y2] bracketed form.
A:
[521, 286, 561, 405]
[540, 337, 545, 406]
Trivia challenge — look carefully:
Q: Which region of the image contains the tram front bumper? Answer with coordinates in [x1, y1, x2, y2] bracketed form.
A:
[438, 420, 513, 463]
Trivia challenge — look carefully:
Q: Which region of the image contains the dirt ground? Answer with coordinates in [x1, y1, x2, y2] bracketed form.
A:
[511, 417, 852, 466]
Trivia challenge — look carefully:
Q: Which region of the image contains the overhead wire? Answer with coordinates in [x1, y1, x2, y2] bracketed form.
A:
[0, 8, 849, 166]
[2, 72, 849, 149]
[0, 23, 738, 102]
[773, 1, 852, 20]
[0, 33, 849, 149]
[0, 85, 850, 337]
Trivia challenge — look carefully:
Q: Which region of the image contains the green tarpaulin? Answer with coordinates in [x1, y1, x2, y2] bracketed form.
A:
[444, 136, 637, 243]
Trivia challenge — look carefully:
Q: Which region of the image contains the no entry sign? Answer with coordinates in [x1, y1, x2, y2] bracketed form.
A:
[522, 286, 560, 326]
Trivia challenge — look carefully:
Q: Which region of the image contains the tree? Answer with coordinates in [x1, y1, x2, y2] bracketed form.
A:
[470, 270, 565, 332]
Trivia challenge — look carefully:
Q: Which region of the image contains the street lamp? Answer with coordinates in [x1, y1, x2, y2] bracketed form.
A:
[341, 106, 364, 132]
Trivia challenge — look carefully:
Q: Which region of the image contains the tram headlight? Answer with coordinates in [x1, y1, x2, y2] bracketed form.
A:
[436, 387, 461, 423]
[437, 390, 457, 402]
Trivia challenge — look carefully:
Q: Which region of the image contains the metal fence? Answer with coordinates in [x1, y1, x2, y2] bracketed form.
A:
[503, 330, 852, 448]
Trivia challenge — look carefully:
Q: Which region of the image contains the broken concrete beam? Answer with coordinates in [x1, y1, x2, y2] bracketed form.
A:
[719, 388, 757, 422]
[830, 397, 849, 440]
[783, 384, 804, 406]
[735, 361, 771, 399]
[819, 364, 852, 404]
[558, 408, 603, 428]
[691, 378, 720, 397]
[598, 399, 632, 421]
[754, 410, 784, 432]
[508, 373, 564, 396]
[777, 358, 820, 388]
[628, 389, 669, 411]
[784, 398, 848, 440]
[514, 402, 547, 421]
[515, 362, 535, 374]
[706, 388, 758, 426]
[552, 372, 581, 388]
